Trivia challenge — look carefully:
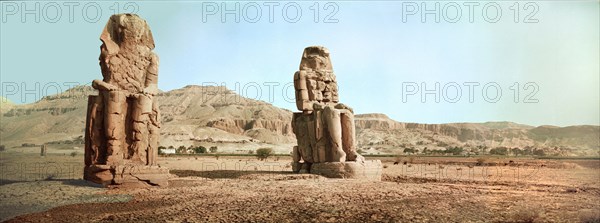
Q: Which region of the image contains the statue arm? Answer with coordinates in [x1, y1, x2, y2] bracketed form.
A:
[295, 70, 314, 112]
[92, 79, 118, 91]
[150, 103, 161, 128]
[143, 53, 159, 96]
[335, 103, 353, 113]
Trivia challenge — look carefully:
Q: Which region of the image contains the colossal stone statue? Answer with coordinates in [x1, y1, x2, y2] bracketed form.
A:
[291, 46, 382, 180]
[84, 14, 169, 187]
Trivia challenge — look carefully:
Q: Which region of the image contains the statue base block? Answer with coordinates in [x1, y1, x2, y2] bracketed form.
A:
[84, 164, 170, 187]
[294, 160, 383, 181]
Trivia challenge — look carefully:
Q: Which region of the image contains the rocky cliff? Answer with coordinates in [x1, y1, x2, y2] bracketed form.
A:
[355, 114, 599, 156]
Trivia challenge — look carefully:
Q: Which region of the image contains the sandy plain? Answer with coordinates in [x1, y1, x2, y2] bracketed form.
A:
[1, 145, 599, 222]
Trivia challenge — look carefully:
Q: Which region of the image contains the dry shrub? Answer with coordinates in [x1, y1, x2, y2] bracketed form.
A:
[565, 187, 578, 193]
[509, 206, 542, 223]
[476, 157, 488, 166]
[44, 173, 57, 181]
[256, 148, 273, 161]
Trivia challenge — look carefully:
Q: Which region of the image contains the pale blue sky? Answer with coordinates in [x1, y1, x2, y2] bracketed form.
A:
[1, 1, 598, 127]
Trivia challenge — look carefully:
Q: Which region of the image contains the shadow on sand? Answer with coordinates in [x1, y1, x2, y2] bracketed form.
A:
[56, 179, 105, 188]
[0, 179, 104, 188]
[171, 170, 293, 179]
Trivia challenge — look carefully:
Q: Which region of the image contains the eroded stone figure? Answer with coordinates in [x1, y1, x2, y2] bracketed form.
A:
[291, 46, 381, 180]
[84, 14, 168, 187]
[291, 46, 365, 167]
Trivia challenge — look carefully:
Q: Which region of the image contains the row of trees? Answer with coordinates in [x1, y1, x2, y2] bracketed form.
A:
[488, 147, 546, 156]
[157, 146, 274, 160]
[158, 145, 219, 154]
[399, 147, 464, 155]
[422, 147, 464, 155]
[362, 146, 553, 157]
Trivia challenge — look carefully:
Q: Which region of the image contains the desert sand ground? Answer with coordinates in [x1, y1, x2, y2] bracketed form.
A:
[1, 145, 599, 222]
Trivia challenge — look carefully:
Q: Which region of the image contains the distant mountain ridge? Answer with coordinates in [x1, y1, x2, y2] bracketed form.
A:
[354, 113, 599, 156]
[0, 85, 598, 156]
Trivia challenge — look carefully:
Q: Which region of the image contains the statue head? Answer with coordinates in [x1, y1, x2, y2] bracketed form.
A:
[299, 46, 333, 71]
[296, 46, 339, 105]
[100, 14, 155, 55]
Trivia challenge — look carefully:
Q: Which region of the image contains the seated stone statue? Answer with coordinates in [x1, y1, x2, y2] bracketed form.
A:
[291, 46, 364, 172]
[84, 14, 168, 187]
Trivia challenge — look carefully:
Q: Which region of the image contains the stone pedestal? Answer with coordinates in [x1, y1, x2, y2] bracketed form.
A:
[294, 160, 383, 181]
[84, 164, 170, 187]
[292, 162, 311, 173]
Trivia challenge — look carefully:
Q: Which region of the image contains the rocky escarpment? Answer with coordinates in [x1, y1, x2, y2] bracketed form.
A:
[156, 85, 295, 144]
[0, 86, 91, 145]
[4, 107, 79, 117]
[2, 86, 94, 117]
[206, 118, 292, 136]
[356, 114, 531, 142]
[354, 113, 404, 130]
[0, 85, 296, 148]
[355, 113, 599, 155]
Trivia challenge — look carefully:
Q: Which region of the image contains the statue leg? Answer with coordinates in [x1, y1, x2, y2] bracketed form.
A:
[148, 123, 158, 165]
[130, 94, 152, 164]
[313, 110, 325, 163]
[104, 91, 126, 165]
[340, 110, 363, 162]
[305, 118, 316, 163]
[147, 98, 160, 165]
[85, 95, 102, 165]
[323, 106, 346, 162]
[91, 95, 105, 163]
